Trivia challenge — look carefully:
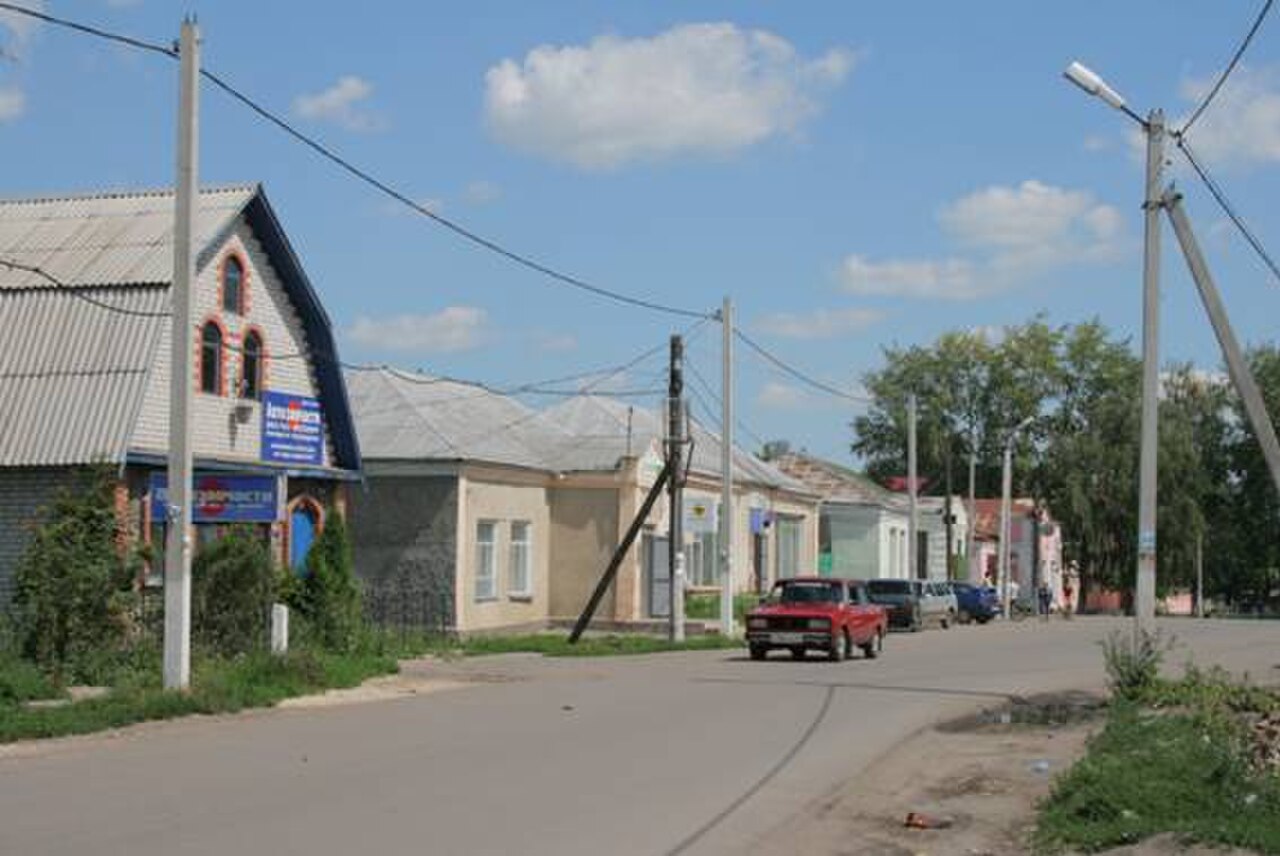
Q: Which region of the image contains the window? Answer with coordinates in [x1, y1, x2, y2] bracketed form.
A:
[776, 516, 801, 579]
[222, 255, 245, 314]
[240, 330, 263, 400]
[508, 521, 531, 597]
[199, 321, 223, 394]
[475, 521, 496, 601]
[688, 531, 718, 587]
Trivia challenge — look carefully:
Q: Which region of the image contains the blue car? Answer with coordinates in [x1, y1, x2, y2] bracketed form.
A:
[950, 582, 999, 624]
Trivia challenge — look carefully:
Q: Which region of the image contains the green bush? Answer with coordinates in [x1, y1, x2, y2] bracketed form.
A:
[289, 511, 362, 652]
[11, 469, 133, 681]
[1100, 628, 1172, 700]
[191, 530, 276, 656]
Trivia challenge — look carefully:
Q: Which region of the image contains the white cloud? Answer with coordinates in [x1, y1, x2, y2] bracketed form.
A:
[0, 85, 23, 122]
[484, 22, 853, 169]
[841, 180, 1126, 301]
[463, 180, 501, 205]
[756, 381, 810, 410]
[292, 75, 383, 132]
[1082, 134, 1111, 153]
[348, 307, 487, 353]
[756, 307, 885, 339]
[0, 0, 43, 49]
[1174, 66, 1280, 168]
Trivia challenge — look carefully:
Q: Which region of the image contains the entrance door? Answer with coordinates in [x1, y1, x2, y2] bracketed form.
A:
[290, 503, 319, 573]
[753, 532, 767, 592]
[645, 533, 671, 618]
[916, 531, 929, 580]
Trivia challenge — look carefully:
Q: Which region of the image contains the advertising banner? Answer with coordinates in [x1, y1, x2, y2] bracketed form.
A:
[262, 390, 324, 466]
[150, 473, 279, 523]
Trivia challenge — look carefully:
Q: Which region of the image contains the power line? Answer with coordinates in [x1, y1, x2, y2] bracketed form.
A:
[1175, 136, 1280, 285]
[0, 2, 712, 321]
[685, 356, 770, 452]
[733, 328, 870, 404]
[0, 258, 172, 318]
[1180, 0, 1274, 136]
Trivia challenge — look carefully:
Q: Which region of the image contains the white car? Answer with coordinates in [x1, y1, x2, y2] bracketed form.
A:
[918, 580, 958, 629]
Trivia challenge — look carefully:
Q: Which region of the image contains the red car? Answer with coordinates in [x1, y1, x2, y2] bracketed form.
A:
[746, 577, 888, 661]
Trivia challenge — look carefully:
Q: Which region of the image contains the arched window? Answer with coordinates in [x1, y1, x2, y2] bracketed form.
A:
[222, 255, 244, 314]
[200, 321, 223, 395]
[240, 330, 263, 400]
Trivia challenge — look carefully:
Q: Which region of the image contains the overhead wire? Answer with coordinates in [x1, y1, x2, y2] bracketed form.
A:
[733, 328, 870, 404]
[0, 258, 172, 318]
[1179, 0, 1274, 136]
[0, 1, 712, 321]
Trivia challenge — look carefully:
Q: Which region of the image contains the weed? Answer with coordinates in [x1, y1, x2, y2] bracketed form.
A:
[1099, 628, 1173, 700]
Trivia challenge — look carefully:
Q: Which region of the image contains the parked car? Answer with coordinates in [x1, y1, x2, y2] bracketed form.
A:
[746, 577, 888, 661]
[950, 581, 1000, 624]
[867, 579, 955, 631]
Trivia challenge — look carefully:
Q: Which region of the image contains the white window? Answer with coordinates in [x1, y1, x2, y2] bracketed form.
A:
[475, 521, 497, 601]
[509, 521, 532, 597]
[688, 531, 718, 587]
[776, 516, 801, 579]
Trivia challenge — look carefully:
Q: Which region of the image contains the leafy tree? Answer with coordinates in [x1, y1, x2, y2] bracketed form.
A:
[1223, 346, 1280, 604]
[295, 510, 362, 652]
[191, 529, 276, 655]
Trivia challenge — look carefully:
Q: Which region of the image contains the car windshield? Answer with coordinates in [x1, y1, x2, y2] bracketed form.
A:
[769, 581, 840, 604]
[867, 580, 910, 595]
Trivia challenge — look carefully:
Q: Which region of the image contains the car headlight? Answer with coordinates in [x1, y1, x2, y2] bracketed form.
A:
[747, 617, 768, 630]
[807, 618, 830, 630]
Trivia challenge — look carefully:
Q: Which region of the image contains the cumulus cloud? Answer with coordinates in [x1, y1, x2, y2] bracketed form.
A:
[292, 76, 384, 132]
[840, 180, 1126, 301]
[1082, 134, 1111, 153]
[463, 180, 501, 205]
[0, 85, 23, 122]
[484, 22, 853, 169]
[1174, 65, 1280, 168]
[0, 0, 43, 49]
[755, 307, 885, 339]
[348, 307, 487, 353]
[756, 381, 811, 410]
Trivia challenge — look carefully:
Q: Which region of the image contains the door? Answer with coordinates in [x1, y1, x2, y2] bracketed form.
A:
[290, 503, 319, 573]
[645, 533, 671, 618]
[916, 531, 929, 580]
[752, 532, 767, 592]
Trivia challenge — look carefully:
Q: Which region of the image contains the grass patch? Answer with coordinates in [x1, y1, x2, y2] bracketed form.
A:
[684, 592, 759, 623]
[1036, 670, 1280, 854]
[443, 633, 743, 658]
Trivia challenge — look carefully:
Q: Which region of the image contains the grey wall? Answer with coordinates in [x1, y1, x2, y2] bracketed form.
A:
[349, 475, 458, 632]
[821, 506, 880, 579]
[0, 468, 77, 606]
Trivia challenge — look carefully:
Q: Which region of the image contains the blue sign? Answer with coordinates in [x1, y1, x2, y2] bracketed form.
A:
[150, 473, 279, 523]
[262, 391, 324, 466]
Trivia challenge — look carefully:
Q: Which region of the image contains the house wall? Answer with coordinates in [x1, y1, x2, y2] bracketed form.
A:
[456, 472, 551, 632]
[821, 506, 880, 579]
[548, 487, 620, 621]
[0, 468, 77, 604]
[131, 222, 334, 466]
[348, 474, 458, 632]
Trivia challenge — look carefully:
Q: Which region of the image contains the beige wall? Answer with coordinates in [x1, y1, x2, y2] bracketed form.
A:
[548, 486, 620, 620]
[455, 468, 552, 632]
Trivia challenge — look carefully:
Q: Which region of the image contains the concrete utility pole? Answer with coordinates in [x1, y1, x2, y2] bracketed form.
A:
[719, 297, 734, 636]
[967, 448, 977, 582]
[1134, 109, 1166, 637]
[668, 335, 686, 643]
[164, 18, 199, 691]
[999, 439, 1013, 619]
[907, 394, 919, 580]
[1196, 531, 1204, 619]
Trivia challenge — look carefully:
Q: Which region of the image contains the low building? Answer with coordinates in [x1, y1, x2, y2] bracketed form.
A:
[970, 498, 1064, 607]
[0, 185, 361, 601]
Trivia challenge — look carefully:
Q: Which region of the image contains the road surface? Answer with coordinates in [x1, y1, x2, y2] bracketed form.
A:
[1, 617, 1276, 856]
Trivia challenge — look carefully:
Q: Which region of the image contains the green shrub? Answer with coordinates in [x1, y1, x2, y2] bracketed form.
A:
[1100, 628, 1172, 700]
[191, 530, 276, 656]
[290, 511, 362, 652]
[11, 468, 132, 681]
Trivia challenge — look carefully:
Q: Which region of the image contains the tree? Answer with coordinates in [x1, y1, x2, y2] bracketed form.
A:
[1223, 346, 1280, 604]
[191, 529, 276, 655]
[296, 510, 362, 652]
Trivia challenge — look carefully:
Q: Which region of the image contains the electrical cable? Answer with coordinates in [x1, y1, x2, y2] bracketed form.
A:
[685, 356, 770, 452]
[733, 328, 870, 404]
[0, 258, 171, 318]
[1180, 0, 1274, 136]
[0, 2, 713, 321]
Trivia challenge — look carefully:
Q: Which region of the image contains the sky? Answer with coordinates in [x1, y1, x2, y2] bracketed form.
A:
[3, 1, 1280, 465]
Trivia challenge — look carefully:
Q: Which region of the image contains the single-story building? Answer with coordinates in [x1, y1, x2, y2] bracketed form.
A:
[970, 498, 1064, 607]
[0, 185, 361, 601]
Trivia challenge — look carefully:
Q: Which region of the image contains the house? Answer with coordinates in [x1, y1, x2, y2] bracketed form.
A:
[344, 369, 821, 633]
[969, 498, 1064, 607]
[0, 185, 362, 601]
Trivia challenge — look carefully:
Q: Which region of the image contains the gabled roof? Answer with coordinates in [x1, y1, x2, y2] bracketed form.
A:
[772, 451, 906, 510]
[0, 185, 359, 472]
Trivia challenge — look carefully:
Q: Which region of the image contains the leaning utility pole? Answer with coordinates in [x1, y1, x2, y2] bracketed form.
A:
[668, 335, 686, 643]
[164, 19, 199, 691]
[719, 297, 734, 636]
[907, 394, 919, 579]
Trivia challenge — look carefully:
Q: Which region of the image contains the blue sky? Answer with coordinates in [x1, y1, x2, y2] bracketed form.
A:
[3, 2, 1280, 464]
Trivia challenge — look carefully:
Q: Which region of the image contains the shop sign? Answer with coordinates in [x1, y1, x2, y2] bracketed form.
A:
[150, 473, 280, 523]
[684, 499, 717, 533]
[262, 391, 324, 466]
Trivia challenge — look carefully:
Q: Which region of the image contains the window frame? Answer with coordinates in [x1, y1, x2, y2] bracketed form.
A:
[199, 318, 226, 396]
[239, 327, 265, 400]
[220, 252, 247, 315]
[508, 520, 533, 599]
[475, 520, 498, 602]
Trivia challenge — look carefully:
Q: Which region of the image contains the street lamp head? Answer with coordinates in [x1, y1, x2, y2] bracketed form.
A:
[1063, 60, 1127, 111]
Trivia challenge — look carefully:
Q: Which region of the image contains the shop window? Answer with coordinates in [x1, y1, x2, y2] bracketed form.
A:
[200, 321, 224, 395]
[240, 330, 263, 400]
[222, 255, 245, 314]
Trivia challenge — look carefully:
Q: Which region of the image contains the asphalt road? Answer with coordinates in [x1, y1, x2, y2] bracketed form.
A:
[1, 617, 1276, 856]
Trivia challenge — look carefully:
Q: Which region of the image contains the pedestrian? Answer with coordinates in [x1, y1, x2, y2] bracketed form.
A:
[1038, 582, 1052, 619]
[1062, 579, 1075, 619]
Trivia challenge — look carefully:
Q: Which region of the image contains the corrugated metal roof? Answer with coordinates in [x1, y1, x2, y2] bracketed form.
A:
[0, 287, 168, 466]
[772, 452, 906, 509]
[0, 186, 256, 290]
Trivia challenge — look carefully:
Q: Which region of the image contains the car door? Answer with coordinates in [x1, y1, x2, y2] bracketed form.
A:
[846, 582, 873, 643]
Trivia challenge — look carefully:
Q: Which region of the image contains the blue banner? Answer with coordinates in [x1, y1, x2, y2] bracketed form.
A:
[262, 390, 324, 466]
[150, 473, 279, 523]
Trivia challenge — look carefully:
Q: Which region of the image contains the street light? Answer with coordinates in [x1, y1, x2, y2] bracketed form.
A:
[1063, 59, 1162, 635]
[999, 416, 1035, 620]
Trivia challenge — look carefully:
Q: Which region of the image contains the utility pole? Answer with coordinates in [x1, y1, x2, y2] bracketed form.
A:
[999, 439, 1013, 619]
[967, 448, 977, 582]
[1135, 109, 1165, 637]
[944, 445, 954, 580]
[164, 18, 199, 691]
[719, 297, 734, 637]
[668, 335, 686, 643]
[1196, 531, 1204, 619]
[907, 394, 919, 580]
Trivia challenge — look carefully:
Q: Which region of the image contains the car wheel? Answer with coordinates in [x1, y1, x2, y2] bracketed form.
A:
[977, 615, 991, 625]
[861, 629, 883, 659]
[790, 646, 806, 660]
[911, 608, 923, 632]
[828, 632, 847, 662]
[957, 609, 971, 625]
[941, 610, 953, 629]
[749, 644, 766, 661]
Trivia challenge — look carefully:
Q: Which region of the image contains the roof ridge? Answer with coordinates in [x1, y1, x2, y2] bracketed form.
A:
[0, 184, 259, 207]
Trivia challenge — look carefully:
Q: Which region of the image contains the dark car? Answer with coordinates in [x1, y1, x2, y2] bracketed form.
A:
[951, 581, 999, 624]
[866, 578, 924, 632]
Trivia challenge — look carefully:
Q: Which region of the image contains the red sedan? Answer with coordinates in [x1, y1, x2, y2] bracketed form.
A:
[746, 577, 889, 661]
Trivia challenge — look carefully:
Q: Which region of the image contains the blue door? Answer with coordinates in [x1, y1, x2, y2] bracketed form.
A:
[290, 504, 318, 573]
